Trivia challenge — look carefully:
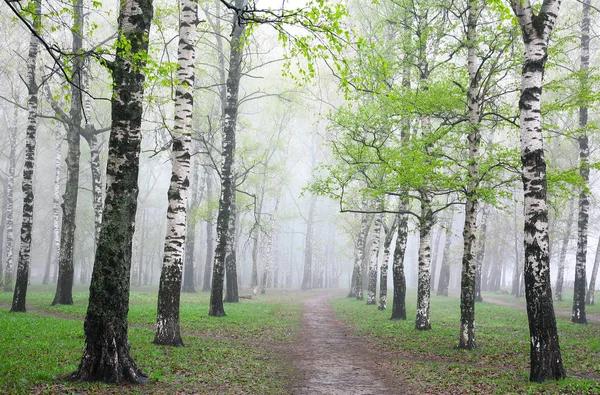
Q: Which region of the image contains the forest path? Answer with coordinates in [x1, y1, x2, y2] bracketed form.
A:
[284, 290, 411, 394]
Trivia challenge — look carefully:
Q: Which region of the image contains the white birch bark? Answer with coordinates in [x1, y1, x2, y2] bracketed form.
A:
[11, 0, 41, 312]
[3, 102, 17, 292]
[155, 0, 198, 346]
[511, 0, 565, 381]
[366, 212, 383, 305]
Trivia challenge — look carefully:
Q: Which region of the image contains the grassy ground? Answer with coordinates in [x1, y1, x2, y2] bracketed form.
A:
[0, 285, 306, 394]
[330, 291, 600, 394]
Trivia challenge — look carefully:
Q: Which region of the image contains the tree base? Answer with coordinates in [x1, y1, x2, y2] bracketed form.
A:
[69, 338, 148, 384]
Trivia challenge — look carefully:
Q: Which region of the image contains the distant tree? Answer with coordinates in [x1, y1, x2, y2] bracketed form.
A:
[3, 102, 18, 292]
[366, 210, 382, 305]
[52, 0, 85, 306]
[68, 0, 153, 382]
[555, 198, 575, 301]
[43, 128, 62, 285]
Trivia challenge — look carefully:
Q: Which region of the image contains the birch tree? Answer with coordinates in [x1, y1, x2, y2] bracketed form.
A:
[52, 0, 85, 306]
[572, 0, 590, 325]
[154, 0, 198, 346]
[3, 102, 17, 292]
[209, 0, 247, 317]
[511, 0, 566, 381]
[11, 0, 41, 313]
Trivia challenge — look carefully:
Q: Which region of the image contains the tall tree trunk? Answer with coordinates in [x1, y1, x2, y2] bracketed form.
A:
[429, 224, 443, 292]
[250, 190, 263, 292]
[154, 0, 197, 346]
[391, 205, 409, 320]
[555, 198, 574, 301]
[224, 194, 239, 302]
[366, 212, 383, 305]
[511, 0, 566, 382]
[474, 206, 489, 302]
[209, 0, 246, 317]
[68, 0, 153, 382]
[203, 169, 214, 292]
[3, 103, 17, 292]
[572, 0, 590, 325]
[436, 214, 453, 296]
[182, 153, 199, 293]
[11, 0, 41, 312]
[586, 236, 600, 305]
[260, 197, 280, 295]
[415, 193, 433, 330]
[301, 194, 316, 290]
[458, 0, 482, 348]
[43, 129, 62, 285]
[379, 217, 397, 310]
[352, 212, 370, 300]
[52, 0, 85, 306]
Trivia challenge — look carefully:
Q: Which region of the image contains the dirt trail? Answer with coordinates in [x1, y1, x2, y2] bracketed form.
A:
[286, 291, 410, 394]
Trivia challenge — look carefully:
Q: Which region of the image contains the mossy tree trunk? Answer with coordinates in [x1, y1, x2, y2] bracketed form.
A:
[68, 0, 153, 382]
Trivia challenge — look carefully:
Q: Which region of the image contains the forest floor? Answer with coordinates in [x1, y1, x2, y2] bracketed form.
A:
[281, 290, 415, 394]
[484, 296, 600, 322]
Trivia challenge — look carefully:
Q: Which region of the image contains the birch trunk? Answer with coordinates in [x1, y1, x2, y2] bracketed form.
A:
[52, 0, 84, 305]
[436, 214, 453, 296]
[379, 217, 397, 310]
[154, 0, 197, 346]
[182, 153, 199, 293]
[4, 104, 17, 292]
[586, 236, 600, 305]
[415, 194, 433, 330]
[352, 212, 370, 300]
[458, 0, 482, 349]
[43, 130, 62, 284]
[209, 0, 246, 317]
[555, 198, 574, 301]
[11, 0, 41, 312]
[572, 0, 590, 325]
[203, 169, 214, 292]
[511, 0, 566, 381]
[391, 207, 409, 320]
[224, 194, 239, 302]
[474, 207, 489, 302]
[69, 0, 153, 381]
[260, 197, 280, 294]
[366, 212, 383, 305]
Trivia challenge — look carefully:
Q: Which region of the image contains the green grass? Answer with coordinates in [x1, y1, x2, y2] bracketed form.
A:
[0, 286, 307, 394]
[331, 292, 600, 394]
